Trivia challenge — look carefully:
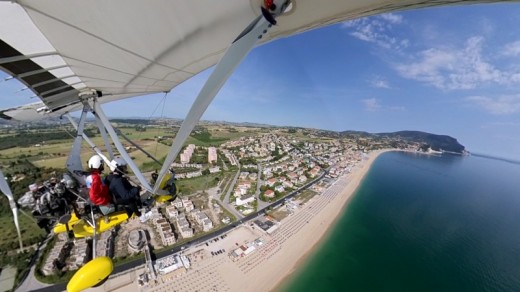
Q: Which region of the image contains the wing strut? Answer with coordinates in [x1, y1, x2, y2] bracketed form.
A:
[95, 116, 115, 160]
[66, 105, 88, 173]
[152, 2, 289, 193]
[64, 105, 152, 192]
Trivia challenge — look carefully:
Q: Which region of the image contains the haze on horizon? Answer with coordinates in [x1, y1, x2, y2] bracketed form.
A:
[2, 3, 520, 160]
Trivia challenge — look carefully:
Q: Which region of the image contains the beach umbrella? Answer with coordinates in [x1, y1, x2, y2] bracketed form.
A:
[0, 170, 23, 251]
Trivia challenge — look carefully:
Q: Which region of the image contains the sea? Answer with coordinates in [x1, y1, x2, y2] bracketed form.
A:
[283, 151, 520, 292]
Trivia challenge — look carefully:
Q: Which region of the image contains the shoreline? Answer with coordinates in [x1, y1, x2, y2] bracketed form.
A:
[272, 149, 391, 292]
[123, 149, 394, 292]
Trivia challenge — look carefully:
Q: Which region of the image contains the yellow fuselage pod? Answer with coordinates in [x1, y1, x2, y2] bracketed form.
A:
[155, 195, 174, 203]
[154, 172, 175, 202]
[67, 256, 113, 292]
[158, 172, 172, 190]
[53, 213, 81, 234]
[72, 210, 129, 238]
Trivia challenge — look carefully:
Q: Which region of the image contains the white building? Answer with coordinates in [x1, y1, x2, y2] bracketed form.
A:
[165, 205, 179, 218]
[155, 255, 188, 275]
[236, 195, 255, 206]
[202, 219, 213, 231]
[180, 227, 193, 238]
[208, 147, 217, 163]
[171, 198, 183, 208]
[182, 199, 194, 212]
[275, 185, 285, 193]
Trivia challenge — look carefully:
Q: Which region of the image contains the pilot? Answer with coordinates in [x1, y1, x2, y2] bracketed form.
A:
[86, 155, 115, 215]
[105, 157, 142, 217]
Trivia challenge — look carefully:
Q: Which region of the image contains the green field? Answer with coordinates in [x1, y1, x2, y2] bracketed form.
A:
[0, 213, 46, 252]
[0, 123, 265, 253]
[177, 173, 223, 195]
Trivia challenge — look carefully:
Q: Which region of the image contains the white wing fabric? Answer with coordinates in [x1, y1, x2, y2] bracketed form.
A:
[0, 0, 508, 121]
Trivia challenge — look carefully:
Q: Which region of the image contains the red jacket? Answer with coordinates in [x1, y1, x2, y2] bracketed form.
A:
[88, 171, 112, 206]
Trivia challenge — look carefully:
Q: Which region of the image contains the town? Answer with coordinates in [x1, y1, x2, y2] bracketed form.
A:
[30, 124, 424, 287]
[0, 121, 463, 290]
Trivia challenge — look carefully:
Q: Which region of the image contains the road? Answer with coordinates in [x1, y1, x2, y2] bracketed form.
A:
[16, 234, 53, 292]
[255, 164, 269, 210]
[219, 166, 243, 219]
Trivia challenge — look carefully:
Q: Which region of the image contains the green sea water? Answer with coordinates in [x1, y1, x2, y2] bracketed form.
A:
[284, 151, 520, 292]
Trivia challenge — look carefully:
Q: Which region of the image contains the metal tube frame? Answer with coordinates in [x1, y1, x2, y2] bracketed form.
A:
[95, 116, 115, 160]
[90, 99, 152, 191]
[152, 14, 273, 193]
[66, 105, 89, 173]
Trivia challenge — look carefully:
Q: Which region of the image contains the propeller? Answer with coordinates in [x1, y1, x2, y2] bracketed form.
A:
[0, 170, 23, 251]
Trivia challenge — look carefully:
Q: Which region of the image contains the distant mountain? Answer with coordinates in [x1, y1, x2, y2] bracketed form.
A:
[380, 131, 465, 153]
[6, 117, 465, 153]
[340, 130, 465, 153]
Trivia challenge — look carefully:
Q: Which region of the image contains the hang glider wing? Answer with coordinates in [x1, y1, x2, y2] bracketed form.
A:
[0, 0, 508, 121]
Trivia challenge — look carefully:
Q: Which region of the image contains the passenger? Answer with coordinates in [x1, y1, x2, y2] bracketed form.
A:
[105, 157, 142, 217]
[85, 155, 115, 215]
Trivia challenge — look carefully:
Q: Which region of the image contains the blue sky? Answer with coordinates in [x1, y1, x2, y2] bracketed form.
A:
[2, 3, 520, 159]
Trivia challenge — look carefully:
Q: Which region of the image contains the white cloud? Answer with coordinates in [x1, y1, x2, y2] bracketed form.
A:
[379, 13, 403, 24]
[342, 13, 408, 51]
[361, 98, 404, 112]
[395, 36, 518, 90]
[466, 94, 520, 114]
[369, 77, 390, 89]
[361, 98, 381, 111]
[503, 40, 520, 57]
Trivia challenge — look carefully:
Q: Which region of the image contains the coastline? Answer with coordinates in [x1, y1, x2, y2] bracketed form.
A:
[127, 149, 393, 292]
[272, 149, 391, 292]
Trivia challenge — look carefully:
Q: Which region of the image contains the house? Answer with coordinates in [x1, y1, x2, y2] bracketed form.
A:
[234, 189, 245, 197]
[221, 217, 231, 224]
[165, 205, 179, 218]
[176, 216, 190, 229]
[275, 185, 285, 193]
[264, 189, 275, 198]
[309, 168, 320, 177]
[236, 195, 255, 206]
[161, 231, 176, 246]
[172, 198, 183, 208]
[238, 181, 252, 189]
[202, 219, 213, 232]
[266, 178, 277, 187]
[180, 227, 193, 238]
[182, 199, 194, 212]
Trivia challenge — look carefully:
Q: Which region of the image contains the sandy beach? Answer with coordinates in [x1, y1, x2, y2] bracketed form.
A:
[272, 149, 389, 291]
[96, 150, 389, 292]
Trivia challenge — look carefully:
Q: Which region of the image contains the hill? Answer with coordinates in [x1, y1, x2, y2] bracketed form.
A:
[340, 130, 465, 153]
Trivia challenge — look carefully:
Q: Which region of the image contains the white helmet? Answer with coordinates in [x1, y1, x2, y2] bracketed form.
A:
[110, 157, 127, 172]
[88, 155, 103, 169]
